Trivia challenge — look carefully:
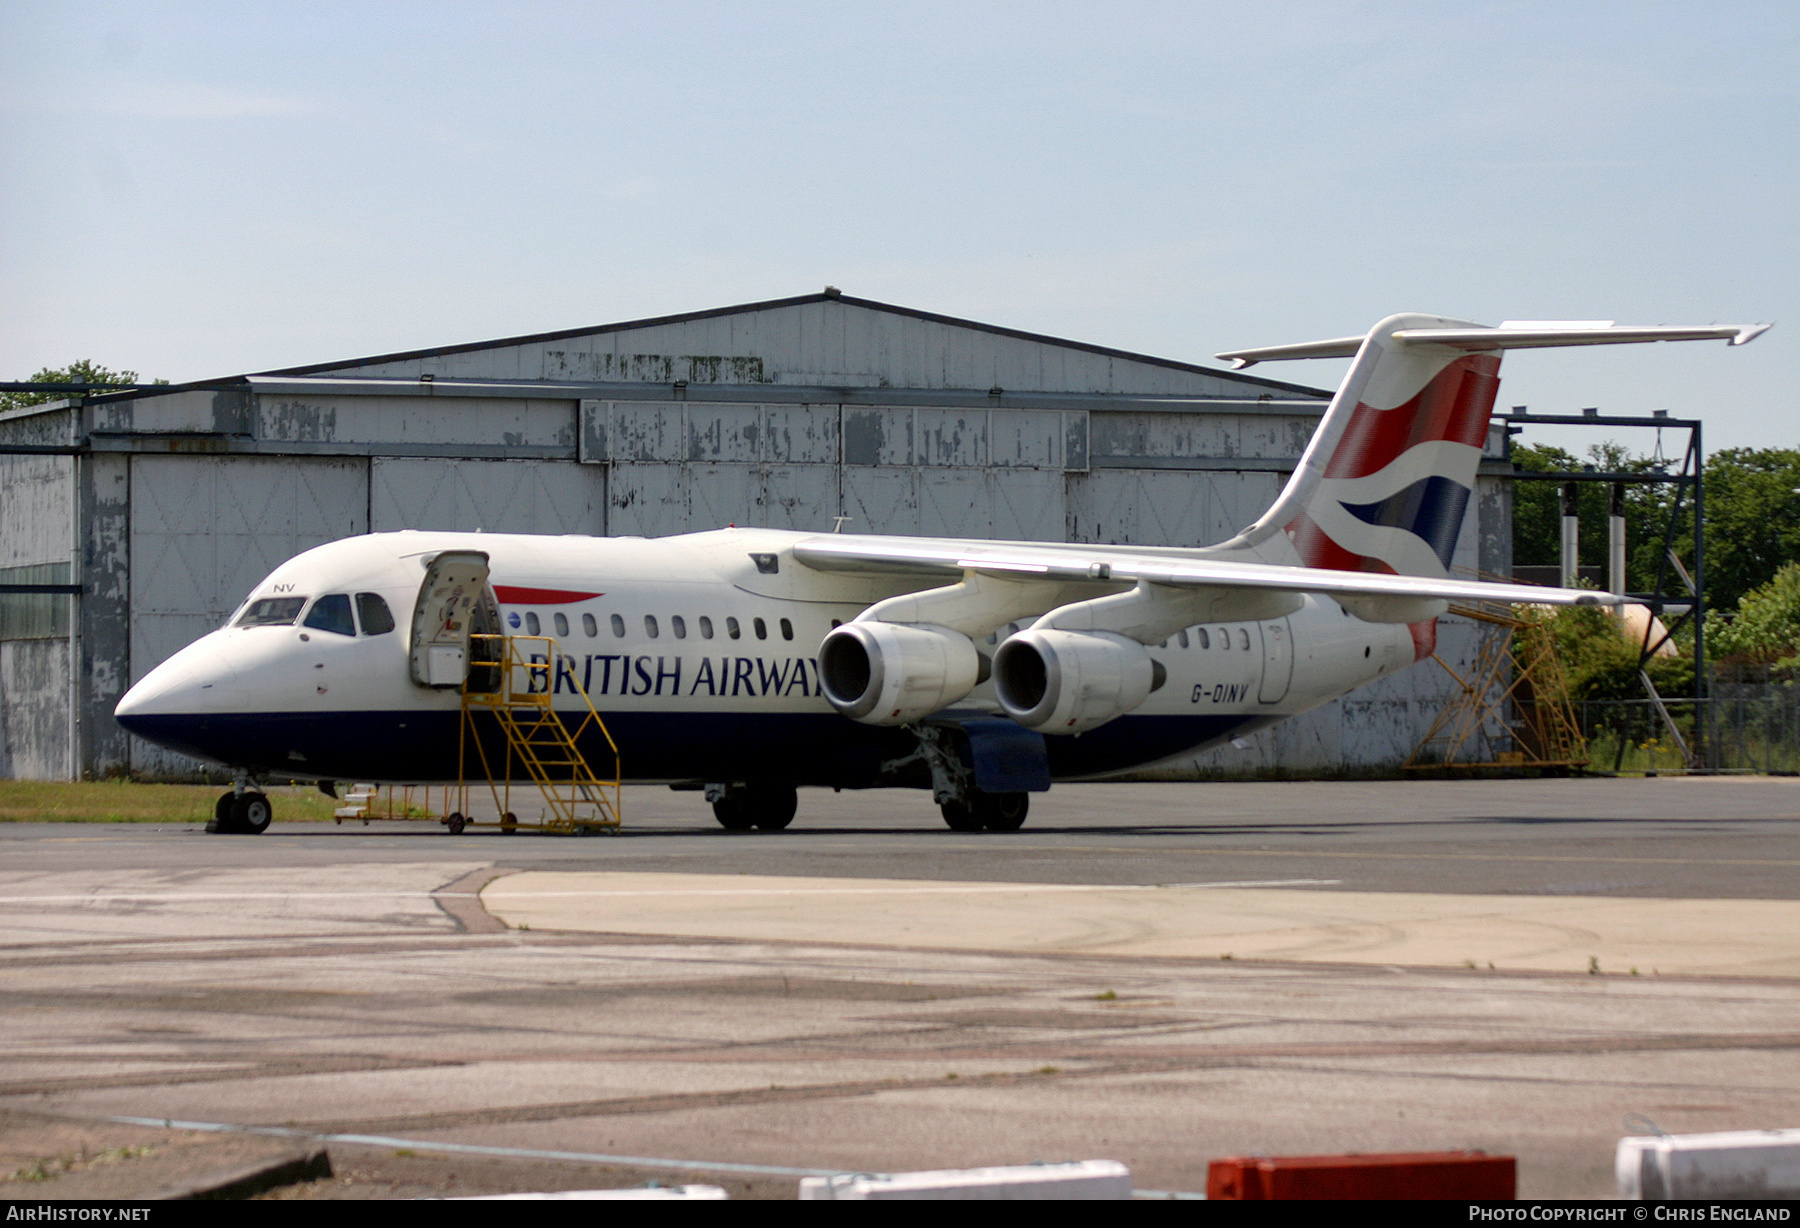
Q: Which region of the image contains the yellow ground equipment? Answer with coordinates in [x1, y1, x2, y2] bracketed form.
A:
[449, 633, 623, 834]
[1404, 602, 1588, 774]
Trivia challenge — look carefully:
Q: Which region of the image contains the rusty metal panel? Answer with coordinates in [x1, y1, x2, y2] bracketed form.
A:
[370, 459, 603, 535]
[0, 455, 72, 567]
[842, 407, 912, 467]
[607, 464, 689, 537]
[578, 399, 606, 462]
[0, 639, 71, 780]
[916, 409, 987, 468]
[257, 395, 574, 450]
[840, 467, 918, 536]
[989, 469, 1066, 542]
[1068, 470, 1210, 546]
[687, 406, 763, 463]
[762, 466, 839, 533]
[762, 404, 837, 464]
[1063, 410, 1089, 472]
[916, 469, 989, 538]
[77, 452, 131, 779]
[608, 403, 685, 463]
[688, 464, 760, 530]
[988, 410, 1063, 469]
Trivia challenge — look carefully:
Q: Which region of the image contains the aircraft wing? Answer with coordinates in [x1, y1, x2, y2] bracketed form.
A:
[791, 535, 1614, 608]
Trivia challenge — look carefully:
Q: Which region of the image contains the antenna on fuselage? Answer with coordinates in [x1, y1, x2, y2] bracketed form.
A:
[831, 515, 853, 533]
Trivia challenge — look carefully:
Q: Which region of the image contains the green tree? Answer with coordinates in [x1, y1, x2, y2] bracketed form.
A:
[1711, 562, 1800, 672]
[0, 361, 151, 412]
[1539, 603, 1694, 702]
[1685, 448, 1800, 614]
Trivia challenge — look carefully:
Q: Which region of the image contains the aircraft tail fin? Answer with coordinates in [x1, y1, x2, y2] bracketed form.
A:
[1215, 315, 1768, 581]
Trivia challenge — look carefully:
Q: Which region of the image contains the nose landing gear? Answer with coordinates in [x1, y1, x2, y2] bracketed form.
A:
[208, 788, 273, 834]
[207, 774, 273, 834]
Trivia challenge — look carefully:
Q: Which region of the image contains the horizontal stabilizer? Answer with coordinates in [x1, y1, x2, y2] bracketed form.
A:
[1218, 321, 1770, 368]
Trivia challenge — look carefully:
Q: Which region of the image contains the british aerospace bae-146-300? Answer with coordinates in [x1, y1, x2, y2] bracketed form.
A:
[115, 314, 1768, 833]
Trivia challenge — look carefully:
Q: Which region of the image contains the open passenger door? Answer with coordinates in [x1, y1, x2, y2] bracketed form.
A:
[410, 551, 500, 689]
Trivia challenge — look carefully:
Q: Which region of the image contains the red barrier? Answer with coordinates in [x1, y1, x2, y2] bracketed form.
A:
[1207, 1151, 1516, 1200]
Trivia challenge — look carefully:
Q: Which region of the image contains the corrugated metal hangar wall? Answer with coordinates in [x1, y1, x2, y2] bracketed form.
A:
[0, 291, 1511, 781]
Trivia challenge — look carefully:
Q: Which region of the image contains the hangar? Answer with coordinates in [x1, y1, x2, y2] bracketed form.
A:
[0, 290, 1510, 781]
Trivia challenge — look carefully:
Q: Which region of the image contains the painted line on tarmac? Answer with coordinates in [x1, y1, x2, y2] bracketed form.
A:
[487, 879, 1341, 900]
[0, 880, 1340, 905]
[1064, 845, 1800, 867]
[99, 1114, 1206, 1195]
[103, 1114, 845, 1178]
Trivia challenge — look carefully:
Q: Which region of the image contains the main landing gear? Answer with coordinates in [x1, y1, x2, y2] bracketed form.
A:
[939, 790, 1029, 833]
[207, 786, 272, 834]
[708, 781, 798, 832]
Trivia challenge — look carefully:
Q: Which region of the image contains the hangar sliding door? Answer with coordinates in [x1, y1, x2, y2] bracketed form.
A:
[370, 458, 604, 535]
[128, 455, 368, 775]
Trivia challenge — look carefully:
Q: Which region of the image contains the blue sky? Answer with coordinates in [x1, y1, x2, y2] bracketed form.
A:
[2, 1, 1793, 454]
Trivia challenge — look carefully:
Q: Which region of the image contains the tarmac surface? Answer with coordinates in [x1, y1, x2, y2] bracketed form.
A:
[2, 776, 1797, 1199]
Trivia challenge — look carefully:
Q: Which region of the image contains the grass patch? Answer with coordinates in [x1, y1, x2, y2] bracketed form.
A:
[0, 781, 341, 824]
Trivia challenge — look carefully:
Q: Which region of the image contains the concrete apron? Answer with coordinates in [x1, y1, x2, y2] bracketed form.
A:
[483, 871, 1800, 979]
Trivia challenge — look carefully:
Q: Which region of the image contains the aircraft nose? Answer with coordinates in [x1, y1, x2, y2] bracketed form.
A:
[114, 632, 247, 724]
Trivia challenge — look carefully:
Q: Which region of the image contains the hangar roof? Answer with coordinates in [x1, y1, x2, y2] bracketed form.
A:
[269, 290, 1329, 401]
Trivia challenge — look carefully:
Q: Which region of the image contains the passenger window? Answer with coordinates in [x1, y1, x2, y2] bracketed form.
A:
[753, 617, 767, 640]
[726, 616, 741, 640]
[582, 613, 597, 637]
[699, 616, 714, 639]
[1239, 628, 1252, 651]
[553, 612, 569, 638]
[611, 613, 625, 637]
[645, 615, 659, 639]
[672, 615, 687, 639]
[525, 611, 541, 636]
[1217, 627, 1230, 650]
[354, 593, 396, 635]
[779, 617, 793, 641]
[1197, 628, 1211, 650]
[302, 593, 356, 637]
[1177, 629, 1189, 649]
[240, 596, 307, 627]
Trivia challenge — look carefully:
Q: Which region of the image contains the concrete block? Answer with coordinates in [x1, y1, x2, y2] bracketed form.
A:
[799, 1160, 1130, 1200]
[1618, 1129, 1800, 1199]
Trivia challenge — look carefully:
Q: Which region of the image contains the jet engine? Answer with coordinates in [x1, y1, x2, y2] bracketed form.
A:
[992, 629, 1164, 734]
[818, 621, 984, 726]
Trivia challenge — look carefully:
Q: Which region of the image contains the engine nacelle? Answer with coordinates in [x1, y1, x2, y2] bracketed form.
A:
[993, 629, 1161, 734]
[818, 621, 983, 726]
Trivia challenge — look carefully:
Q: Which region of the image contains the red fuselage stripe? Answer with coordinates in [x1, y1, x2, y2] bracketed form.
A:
[492, 586, 603, 605]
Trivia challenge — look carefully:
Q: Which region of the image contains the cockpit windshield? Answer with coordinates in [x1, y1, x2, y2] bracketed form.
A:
[238, 597, 307, 627]
[302, 593, 356, 637]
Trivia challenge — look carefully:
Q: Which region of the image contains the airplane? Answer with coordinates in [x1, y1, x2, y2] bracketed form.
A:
[114, 313, 1769, 834]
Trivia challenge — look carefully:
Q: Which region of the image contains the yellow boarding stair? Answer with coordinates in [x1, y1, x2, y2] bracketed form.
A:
[452, 633, 623, 834]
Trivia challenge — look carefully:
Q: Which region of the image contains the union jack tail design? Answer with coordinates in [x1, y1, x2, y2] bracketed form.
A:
[1212, 311, 1768, 660]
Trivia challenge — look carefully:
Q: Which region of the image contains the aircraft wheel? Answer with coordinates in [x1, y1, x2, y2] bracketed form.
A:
[748, 783, 797, 832]
[230, 791, 273, 834]
[938, 799, 982, 832]
[711, 795, 756, 831]
[975, 791, 1029, 833]
[444, 812, 466, 835]
[207, 791, 236, 834]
